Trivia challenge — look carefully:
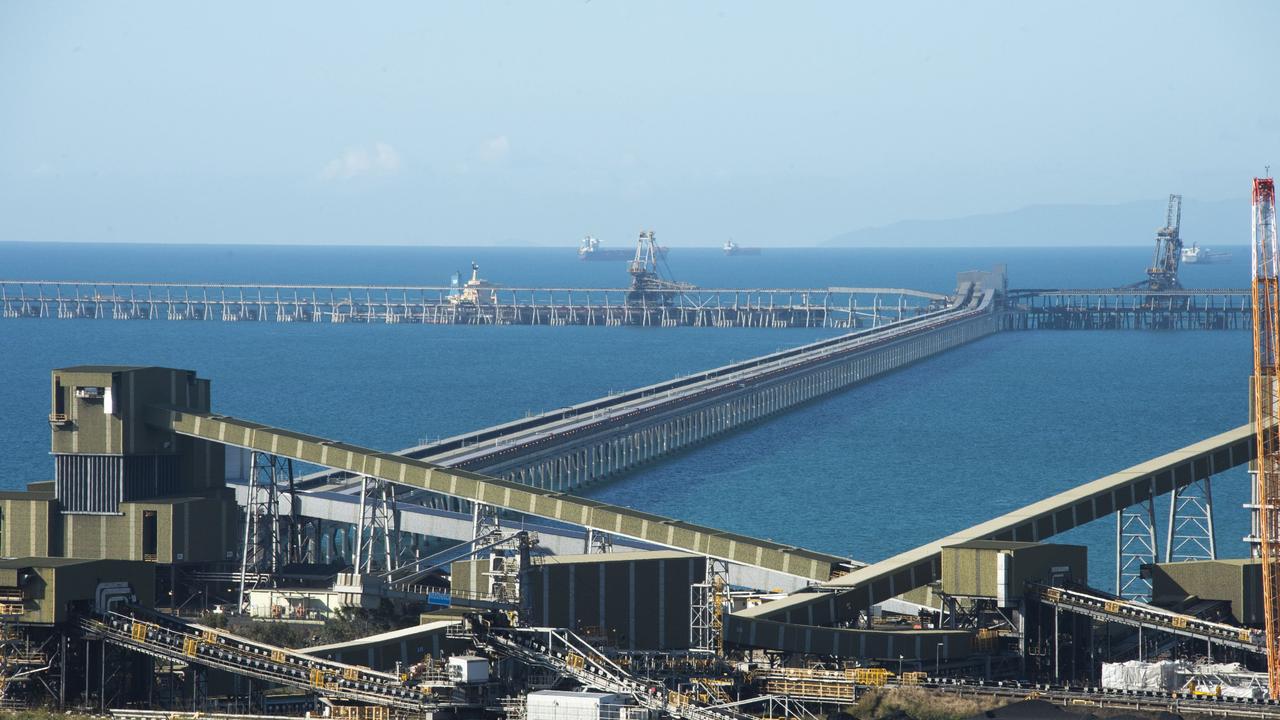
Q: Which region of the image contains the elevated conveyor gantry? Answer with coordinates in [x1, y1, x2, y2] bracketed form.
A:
[728, 423, 1257, 654]
[144, 407, 850, 582]
[474, 622, 755, 720]
[80, 609, 443, 710]
[1029, 583, 1263, 654]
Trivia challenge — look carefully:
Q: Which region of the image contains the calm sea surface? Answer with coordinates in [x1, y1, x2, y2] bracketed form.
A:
[0, 242, 1254, 588]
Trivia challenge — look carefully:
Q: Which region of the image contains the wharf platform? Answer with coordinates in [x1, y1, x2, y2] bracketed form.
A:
[0, 280, 944, 329]
[1006, 288, 1252, 330]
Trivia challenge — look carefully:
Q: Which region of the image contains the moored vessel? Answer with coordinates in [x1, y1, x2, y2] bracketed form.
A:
[580, 235, 666, 261]
[722, 239, 761, 256]
[447, 262, 499, 304]
[1180, 243, 1231, 264]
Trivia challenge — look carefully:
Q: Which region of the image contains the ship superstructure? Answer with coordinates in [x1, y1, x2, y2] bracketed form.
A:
[447, 262, 498, 305]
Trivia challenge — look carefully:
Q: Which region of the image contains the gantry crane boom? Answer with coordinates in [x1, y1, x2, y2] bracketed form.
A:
[1250, 176, 1280, 698]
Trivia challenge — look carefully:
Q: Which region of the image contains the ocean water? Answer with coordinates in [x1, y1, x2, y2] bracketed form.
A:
[0, 242, 1255, 589]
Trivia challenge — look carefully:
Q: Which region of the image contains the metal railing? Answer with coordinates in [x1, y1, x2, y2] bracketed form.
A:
[81, 609, 446, 710]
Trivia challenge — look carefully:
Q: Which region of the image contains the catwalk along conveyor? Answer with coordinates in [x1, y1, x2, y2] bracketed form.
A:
[81, 608, 447, 710]
[474, 621, 754, 720]
[1030, 583, 1265, 654]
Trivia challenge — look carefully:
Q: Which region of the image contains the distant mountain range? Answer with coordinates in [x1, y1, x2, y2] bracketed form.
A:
[826, 198, 1245, 248]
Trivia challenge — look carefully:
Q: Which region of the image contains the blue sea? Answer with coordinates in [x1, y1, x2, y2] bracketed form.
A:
[0, 242, 1255, 589]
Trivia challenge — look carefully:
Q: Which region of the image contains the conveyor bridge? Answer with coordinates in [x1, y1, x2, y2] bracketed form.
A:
[302, 282, 995, 492]
[150, 407, 850, 581]
[729, 423, 1256, 654]
[80, 609, 441, 710]
[476, 624, 754, 720]
[1029, 583, 1263, 654]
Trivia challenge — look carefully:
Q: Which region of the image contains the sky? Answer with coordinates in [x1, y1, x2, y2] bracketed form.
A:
[1, 2, 1277, 247]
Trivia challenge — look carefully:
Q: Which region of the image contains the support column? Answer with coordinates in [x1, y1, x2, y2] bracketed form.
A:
[1117, 482, 1158, 602]
[1165, 476, 1217, 563]
[353, 475, 401, 573]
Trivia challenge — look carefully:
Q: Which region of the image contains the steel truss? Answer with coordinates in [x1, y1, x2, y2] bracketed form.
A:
[1166, 476, 1217, 563]
[237, 452, 298, 608]
[472, 502, 499, 543]
[353, 475, 401, 574]
[585, 528, 613, 554]
[691, 559, 729, 655]
[1116, 484, 1158, 602]
[1114, 472, 1220, 603]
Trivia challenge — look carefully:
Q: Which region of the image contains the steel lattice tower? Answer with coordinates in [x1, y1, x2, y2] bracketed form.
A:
[1251, 176, 1280, 698]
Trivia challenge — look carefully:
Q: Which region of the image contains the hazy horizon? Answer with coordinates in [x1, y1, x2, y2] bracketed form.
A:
[3, 2, 1276, 247]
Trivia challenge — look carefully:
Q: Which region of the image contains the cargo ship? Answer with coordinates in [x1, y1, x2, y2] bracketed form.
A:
[1180, 243, 1231, 264]
[722, 240, 761, 256]
[447, 262, 499, 305]
[580, 235, 666, 261]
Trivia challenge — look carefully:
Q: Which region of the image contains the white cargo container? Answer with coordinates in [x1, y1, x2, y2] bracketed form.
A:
[446, 655, 490, 684]
[526, 690, 623, 720]
[1101, 660, 1180, 691]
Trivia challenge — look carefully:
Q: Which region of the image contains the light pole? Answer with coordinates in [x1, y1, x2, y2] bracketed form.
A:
[898, 654, 904, 679]
[935, 642, 943, 677]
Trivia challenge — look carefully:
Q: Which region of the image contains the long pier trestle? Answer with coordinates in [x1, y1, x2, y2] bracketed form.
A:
[0, 281, 945, 329]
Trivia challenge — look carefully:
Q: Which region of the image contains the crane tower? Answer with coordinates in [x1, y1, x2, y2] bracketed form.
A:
[1251, 176, 1280, 698]
[625, 230, 694, 305]
[1144, 194, 1184, 290]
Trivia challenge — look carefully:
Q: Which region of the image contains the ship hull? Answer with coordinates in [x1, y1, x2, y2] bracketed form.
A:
[578, 250, 633, 261]
[579, 248, 668, 261]
[1182, 253, 1231, 265]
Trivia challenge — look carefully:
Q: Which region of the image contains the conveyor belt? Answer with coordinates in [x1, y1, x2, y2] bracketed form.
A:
[80, 609, 440, 710]
[900, 676, 1280, 719]
[1029, 583, 1264, 653]
[477, 624, 754, 720]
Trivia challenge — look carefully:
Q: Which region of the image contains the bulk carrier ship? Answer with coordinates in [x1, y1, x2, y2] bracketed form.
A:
[579, 235, 666, 261]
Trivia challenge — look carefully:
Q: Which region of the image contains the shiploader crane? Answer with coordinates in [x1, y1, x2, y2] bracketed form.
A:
[1250, 176, 1280, 697]
[1141, 194, 1184, 290]
[626, 230, 695, 305]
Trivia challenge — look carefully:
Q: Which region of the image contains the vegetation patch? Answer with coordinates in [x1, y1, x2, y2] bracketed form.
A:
[851, 687, 1007, 720]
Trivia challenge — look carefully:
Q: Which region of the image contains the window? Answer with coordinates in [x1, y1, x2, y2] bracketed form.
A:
[142, 511, 157, 562]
